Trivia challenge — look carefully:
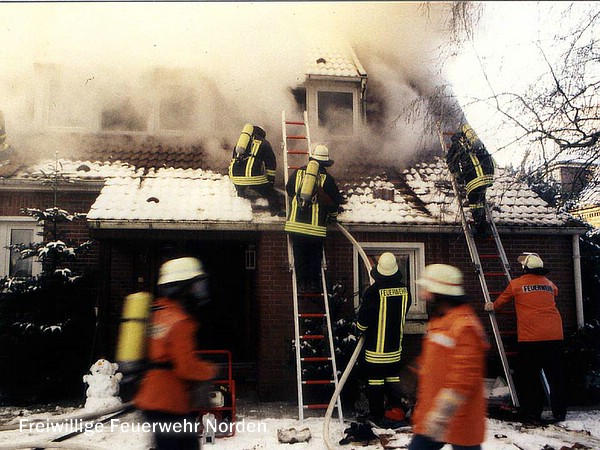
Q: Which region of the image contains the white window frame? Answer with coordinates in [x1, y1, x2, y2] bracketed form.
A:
[353, 242, 427, 319]
[0, 217, 43, 277]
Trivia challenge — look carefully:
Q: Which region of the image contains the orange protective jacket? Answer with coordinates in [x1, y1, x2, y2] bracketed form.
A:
[412, 304, 490, 446]
[493, 274, 563, 342]
[134, 297, 217, 414]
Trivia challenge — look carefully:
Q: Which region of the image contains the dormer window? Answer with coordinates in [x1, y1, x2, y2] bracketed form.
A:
[317, 91, 354, 136]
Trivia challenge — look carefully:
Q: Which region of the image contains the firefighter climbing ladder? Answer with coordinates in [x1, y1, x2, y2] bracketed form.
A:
[437, 125, 520, 408]
[281, 110, 344, 423]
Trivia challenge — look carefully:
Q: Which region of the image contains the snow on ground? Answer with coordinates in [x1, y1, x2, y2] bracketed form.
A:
[0, 404, 599, 449]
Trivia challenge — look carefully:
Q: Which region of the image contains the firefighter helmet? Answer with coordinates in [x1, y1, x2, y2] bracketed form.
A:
[376, 252, 398, 276]
[517, 252, 543, 269]
[253, 125, 266, 139]
[310, 143, 333, 166]
[417, 264, 465, 297]
[158, 257, 206, 285]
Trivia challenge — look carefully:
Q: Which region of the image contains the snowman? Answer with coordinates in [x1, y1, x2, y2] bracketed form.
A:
[83, 358, 124, 411]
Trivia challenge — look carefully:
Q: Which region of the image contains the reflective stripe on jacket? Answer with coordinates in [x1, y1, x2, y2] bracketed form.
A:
[412, 304, 490, 446]
[357, 272, 412, 364]
[446, 137, 495, 194]
[284, 165, 341, 238]
[493, 274, 563, 342]
[134, 297, 216, 414]
[228, 138, 276, 186]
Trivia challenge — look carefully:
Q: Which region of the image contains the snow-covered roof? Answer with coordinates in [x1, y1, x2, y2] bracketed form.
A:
[86, 156, 577, 230]
[306, 45, 366, 79]
[14, 159, 139, 181]
[87, 167, 254, 223]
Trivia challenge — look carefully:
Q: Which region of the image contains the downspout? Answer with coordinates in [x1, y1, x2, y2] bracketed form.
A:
[573, 233, 584, 328]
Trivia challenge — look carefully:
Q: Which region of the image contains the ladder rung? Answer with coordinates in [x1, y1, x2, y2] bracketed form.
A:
[298, 292, 323, 298]
[301, 357, 332, 362]
[489, 291, 503, 295]
[505, 351, 518, 357]
[287, 135, 307, 140]
[300, 334, 325, 340]
[285, 121, 305, 126]
[304, 404, 329, 409]
[288, 150, 309, 155]
[480, 254, 499, 259]
[303, 380, 334, 385]
[288, 165, 302, 170]
[299, 313, 326, 318]
[485, 272, 507, 277]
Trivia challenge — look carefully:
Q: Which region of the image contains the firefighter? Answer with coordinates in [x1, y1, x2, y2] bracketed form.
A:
[134, 257, 217, 450]
[284, 143, 342, 293]
[356, 252, 412, 429]
[446, 124, 495, 238]
[484, 252, 567, 424]
[228, 124, 283, 216]
[409, 264, 489, 450]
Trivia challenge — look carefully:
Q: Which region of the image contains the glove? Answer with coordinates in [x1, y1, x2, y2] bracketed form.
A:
[484, 302, 495, 312]
[423, 388, 464, 442]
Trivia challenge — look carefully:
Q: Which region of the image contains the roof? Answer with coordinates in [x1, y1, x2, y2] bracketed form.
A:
[0, 134, 207, 179]
[85, 156, 579, 231]
[305, 45, 367, 79]
[87, 167, 255, 224]
[340, 157, 575, 228]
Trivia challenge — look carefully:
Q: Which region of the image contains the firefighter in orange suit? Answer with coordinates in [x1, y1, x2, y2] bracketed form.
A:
[228, 125, 282, 216]
[409, 264, 489, 450]
[284, 143, 342, 292]
[134, 257, 217, 450]
[446, 124, 495, 238]
[484, 252, 567, 423]
[356, 252, 412, 428]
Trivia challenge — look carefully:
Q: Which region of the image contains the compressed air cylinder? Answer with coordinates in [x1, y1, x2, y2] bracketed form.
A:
[299, 160, 320, 207]
[234, 123, 254, 157]
[115, 291, 153, 375]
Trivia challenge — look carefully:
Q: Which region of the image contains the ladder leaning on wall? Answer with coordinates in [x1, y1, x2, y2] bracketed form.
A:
[281, 110, 344, 423]
[437, 125, 520, 408]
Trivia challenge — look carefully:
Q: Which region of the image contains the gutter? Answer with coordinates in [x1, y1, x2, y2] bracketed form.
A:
[573, 234, 585, 328]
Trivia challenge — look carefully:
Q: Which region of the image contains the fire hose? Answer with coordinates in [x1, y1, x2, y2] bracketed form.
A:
[322, 223, 374, 450]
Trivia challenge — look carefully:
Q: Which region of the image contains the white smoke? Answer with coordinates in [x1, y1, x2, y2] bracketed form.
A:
[0, 2, 467, 170]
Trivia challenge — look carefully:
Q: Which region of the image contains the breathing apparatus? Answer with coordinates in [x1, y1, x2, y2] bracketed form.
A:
[115, 291, 154, 382]
[298, 160, 320, 209]
[234, 123, 254, 159]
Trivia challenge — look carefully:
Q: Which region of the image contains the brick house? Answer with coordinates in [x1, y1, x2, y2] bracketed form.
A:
[0, 45, 588, 402]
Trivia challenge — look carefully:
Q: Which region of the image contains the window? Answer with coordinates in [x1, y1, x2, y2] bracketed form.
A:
[0, 218, 42, 277]
[353, 242, 427, 318]
[317, 91, 354, 135]
[101, 96, 148, 131]
[159, 85, 197, 132]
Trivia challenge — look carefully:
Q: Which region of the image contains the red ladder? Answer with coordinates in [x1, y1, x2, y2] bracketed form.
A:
[281, 110, 344, 423]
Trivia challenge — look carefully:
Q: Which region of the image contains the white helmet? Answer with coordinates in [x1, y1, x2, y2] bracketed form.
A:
[517, 252, 543, 269]
[310, 143, 333, 166]
[158, 257, 205, 285]
[417, 264, 465, 297]
[377, 252, 398, 277]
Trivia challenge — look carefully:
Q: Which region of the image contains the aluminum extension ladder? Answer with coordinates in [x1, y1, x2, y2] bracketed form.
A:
[437, 126, 520, 408]
[281, 110, 344, 423]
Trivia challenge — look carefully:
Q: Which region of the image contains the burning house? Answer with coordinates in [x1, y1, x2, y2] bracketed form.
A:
[0, 2, 588, 405]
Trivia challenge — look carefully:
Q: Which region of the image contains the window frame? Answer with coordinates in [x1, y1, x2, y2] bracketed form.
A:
[353, 242, 427, 319]
[316, 90, 355, 136]
[0, 217, 43, 278]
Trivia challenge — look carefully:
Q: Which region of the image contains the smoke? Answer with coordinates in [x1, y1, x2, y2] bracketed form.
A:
[0, 2, 468, 171]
